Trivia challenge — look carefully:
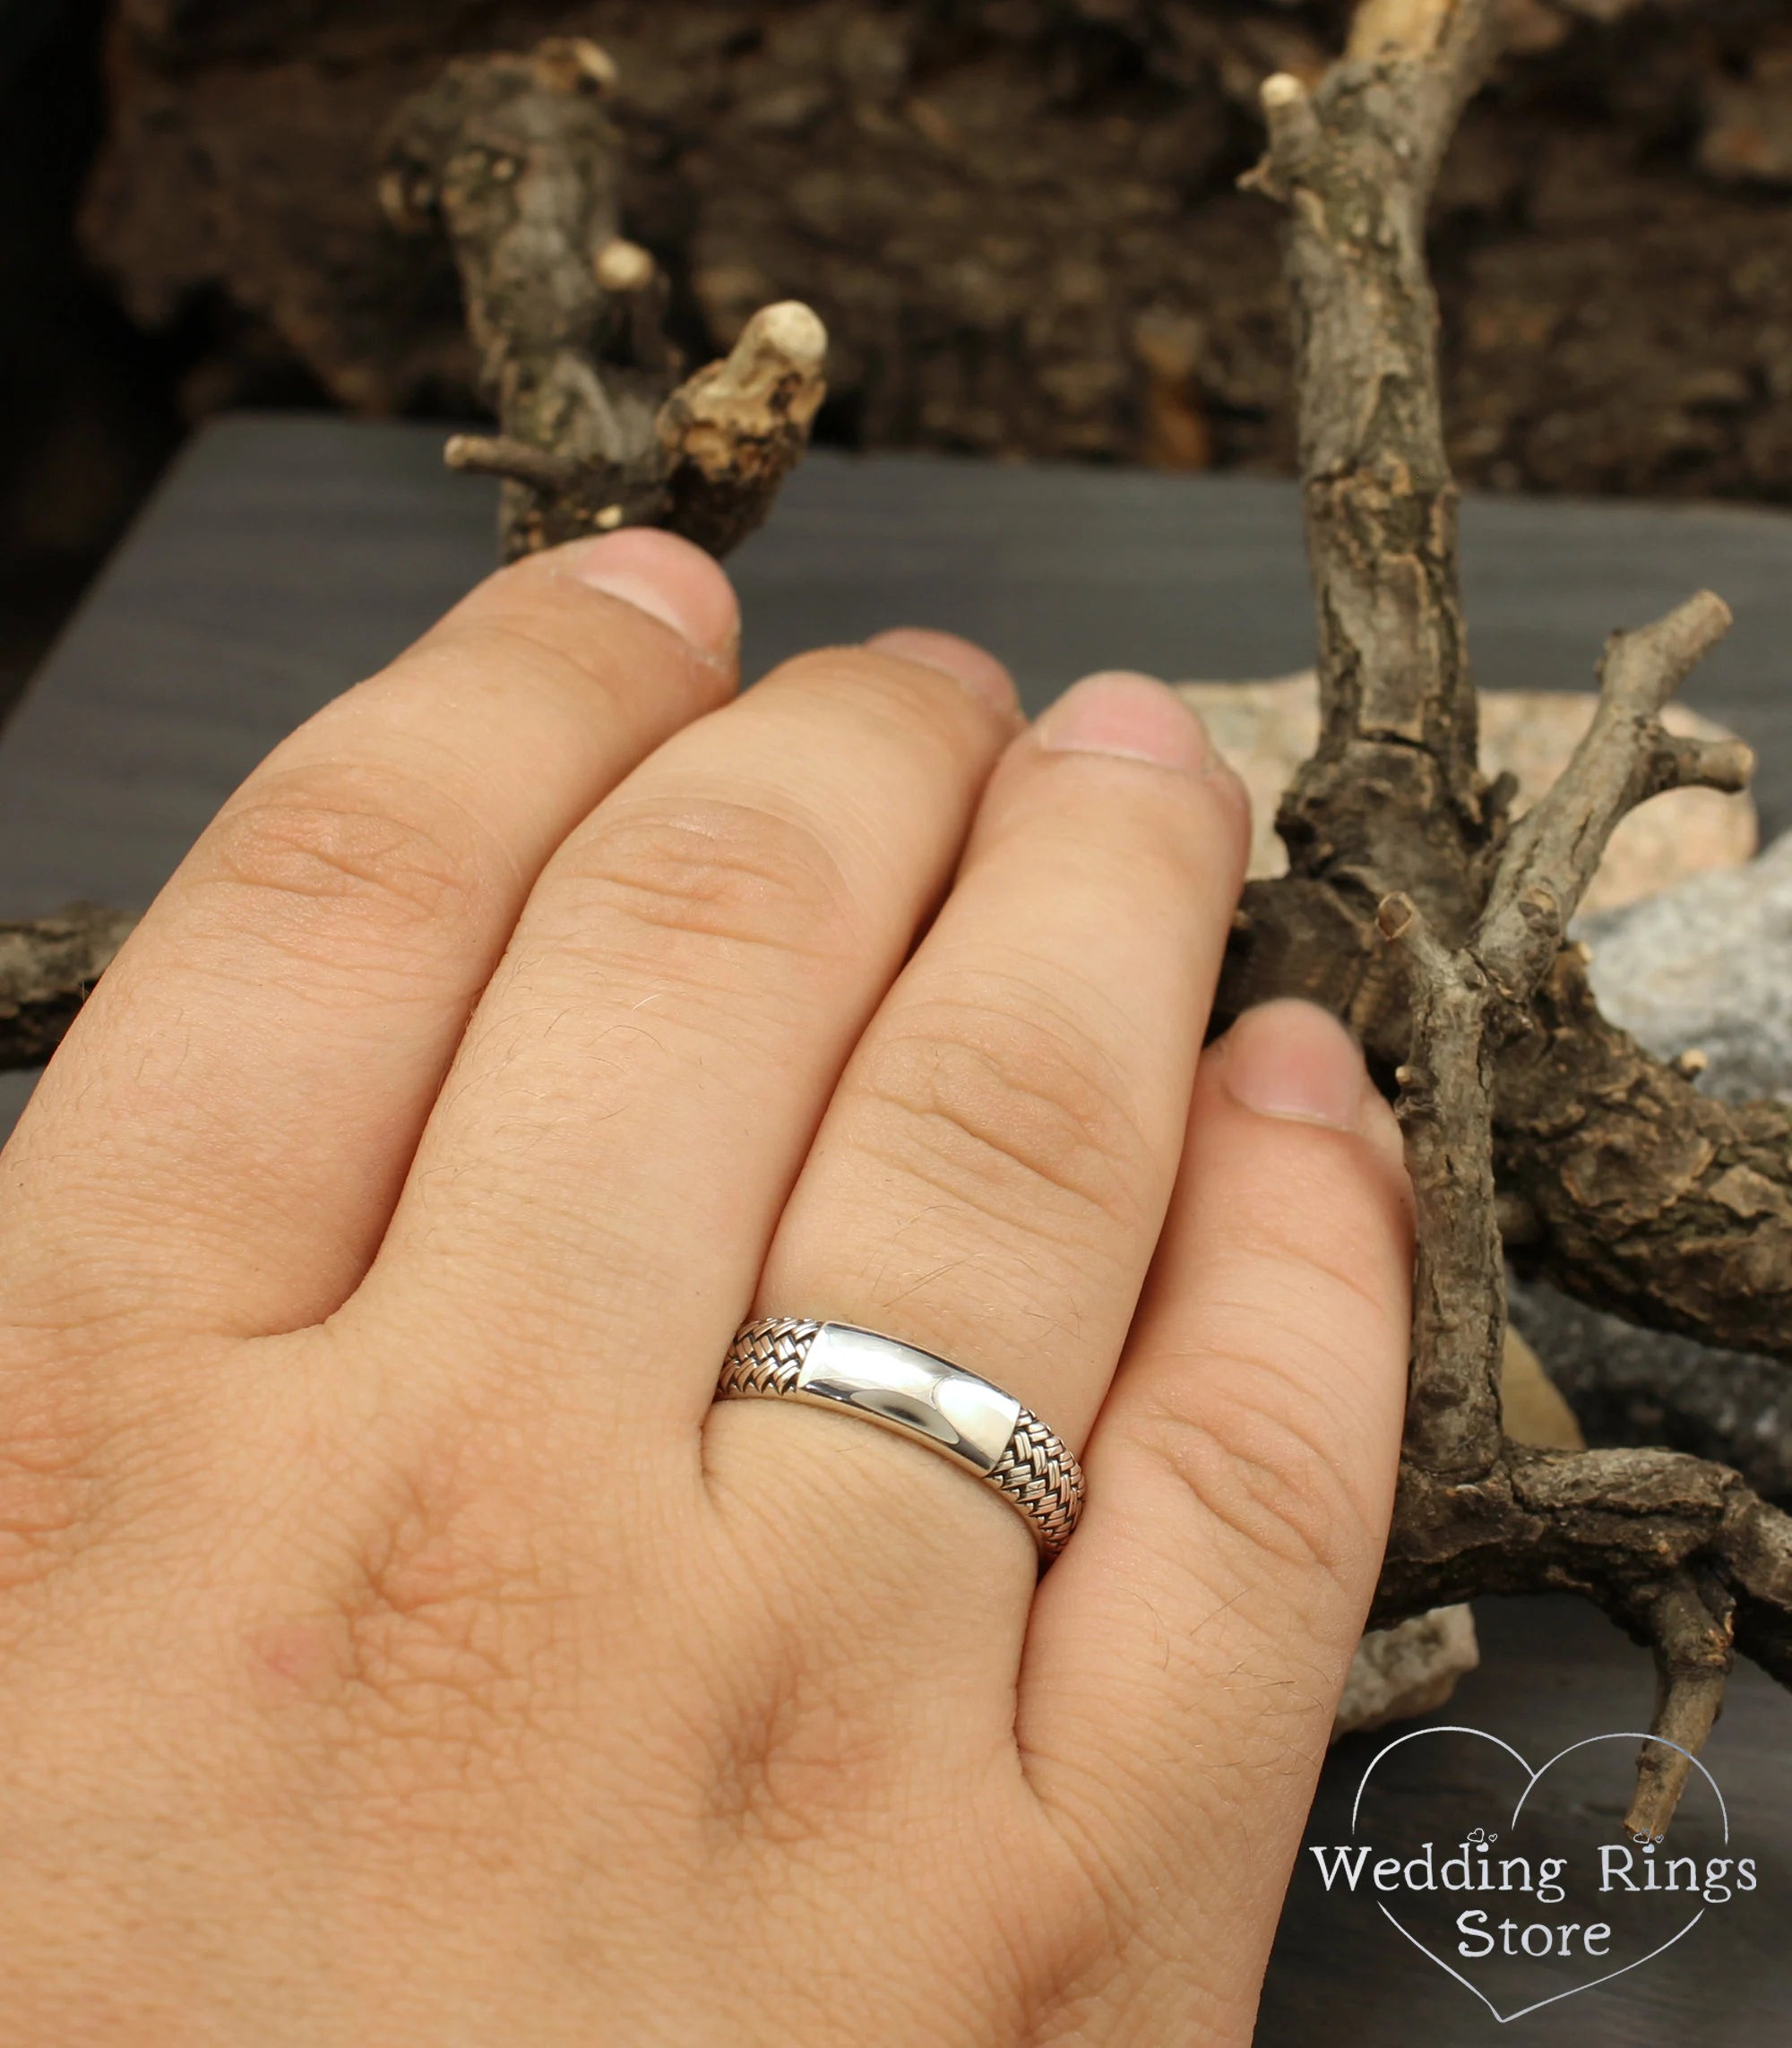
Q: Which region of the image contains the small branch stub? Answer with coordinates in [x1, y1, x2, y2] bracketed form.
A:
[1625, 1578, 1734, 1842]
[659, 303, 828, 555]
[532, 37, 617, 98]
[442, 435, 584, 494]
[382, 40, 827, 560]
[1251, 73, 1322, 194]
[594, 237, 655, 293]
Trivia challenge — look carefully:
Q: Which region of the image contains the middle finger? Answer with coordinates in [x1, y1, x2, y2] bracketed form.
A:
[346, 629, 1020, 1433]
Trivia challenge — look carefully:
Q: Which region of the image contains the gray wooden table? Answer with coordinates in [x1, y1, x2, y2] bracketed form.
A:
[4, 415, 1789, 2040]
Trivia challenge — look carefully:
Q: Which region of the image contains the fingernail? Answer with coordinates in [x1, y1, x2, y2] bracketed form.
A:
[561, 529, 740, 659]
[1219, 999, 1374, 1132]
[1034, 671, 1211, 771]
[865, 627, 1020, 717]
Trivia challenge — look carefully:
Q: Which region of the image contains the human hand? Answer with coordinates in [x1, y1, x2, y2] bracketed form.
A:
[0, 529, 1411, 2044]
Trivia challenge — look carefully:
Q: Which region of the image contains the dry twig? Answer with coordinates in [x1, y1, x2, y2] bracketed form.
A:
[381, 38, 827, 562]
[1237, 0, 1792, 1835]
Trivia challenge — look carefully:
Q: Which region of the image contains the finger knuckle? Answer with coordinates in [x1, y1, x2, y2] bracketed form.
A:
[1128, 1366, 1382, 1596]
[771, 645, 970, 733]
[857, 987, 1152, 1240]
[1219, 1218, 1407, 1331]
[190, 764, 495, 984]
[415, 610, 678, 712]
[562, 798, 863, 977]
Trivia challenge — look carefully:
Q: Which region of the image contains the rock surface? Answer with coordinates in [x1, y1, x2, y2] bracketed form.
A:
[1333, 1607, 1481, 1743]
[1579, 827, 1792, 1106]
[1180, 674, 1757, 916]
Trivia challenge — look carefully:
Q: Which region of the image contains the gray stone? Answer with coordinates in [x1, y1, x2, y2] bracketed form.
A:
[1333, 1607, 1480, 1743]
[1577, 826, 1792, 1106]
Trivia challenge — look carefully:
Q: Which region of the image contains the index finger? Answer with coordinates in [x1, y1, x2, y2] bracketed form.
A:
[0, 530, 739, 1348]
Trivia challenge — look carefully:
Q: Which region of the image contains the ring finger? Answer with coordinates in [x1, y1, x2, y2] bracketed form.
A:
[710, 672, 1249, 1640]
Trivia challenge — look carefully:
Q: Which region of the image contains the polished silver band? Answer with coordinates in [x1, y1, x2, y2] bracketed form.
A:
[715, 1317, 1085, 1562]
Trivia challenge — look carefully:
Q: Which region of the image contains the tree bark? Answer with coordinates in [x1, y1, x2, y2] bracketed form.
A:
[1238, 0, 1792, 1834]
[382, 39, 825, 563]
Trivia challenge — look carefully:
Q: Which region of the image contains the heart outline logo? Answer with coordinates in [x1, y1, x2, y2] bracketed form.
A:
[1348, 1725, 1729, 2026]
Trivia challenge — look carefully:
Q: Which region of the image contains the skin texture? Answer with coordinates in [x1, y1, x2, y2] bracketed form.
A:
[0, 529, 1413, 2045]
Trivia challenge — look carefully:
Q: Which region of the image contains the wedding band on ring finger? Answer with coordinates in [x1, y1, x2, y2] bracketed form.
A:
[711, 671, 1249, 1594]
[716, 1317, 1086, 1562]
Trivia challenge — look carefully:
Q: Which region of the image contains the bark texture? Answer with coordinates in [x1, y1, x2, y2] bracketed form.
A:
[1233, 0, 1792, 1837]
[78, 0, 1792, 503]
[382, 39, 825, 560]
[1212, 105, 1789, 1373]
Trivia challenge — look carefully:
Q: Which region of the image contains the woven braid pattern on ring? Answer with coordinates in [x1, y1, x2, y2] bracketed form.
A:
[716, 1317, 822, 1399]
[987, 1408, 1086, 1559]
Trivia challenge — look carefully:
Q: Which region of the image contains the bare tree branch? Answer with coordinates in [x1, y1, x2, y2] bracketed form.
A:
[1237, 0, 1792, 1831]
[1495, 970, 1792, 1361]
[1222, 13, 1792, 1370]
[1376, 1445, 1792, 1819]
[657, 301, 828, 558]
[1242, 3, 1506, 947]
[382, 38, 826, 562]
[442, 435, 588, 495]
[1377, 891, 1503, 1478]
[1478, 591, 1738, 994]
[1625, 1574, 1733, 1842]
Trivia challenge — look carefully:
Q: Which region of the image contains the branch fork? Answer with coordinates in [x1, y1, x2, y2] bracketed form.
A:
[1243, 0, 1792, 1833]
[382, 39, 827, 561]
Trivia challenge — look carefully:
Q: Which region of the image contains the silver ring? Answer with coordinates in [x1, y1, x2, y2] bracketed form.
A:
[714, 1318, 1085, 1563]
